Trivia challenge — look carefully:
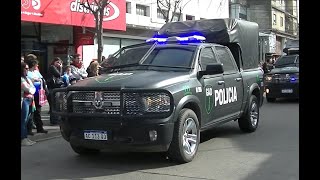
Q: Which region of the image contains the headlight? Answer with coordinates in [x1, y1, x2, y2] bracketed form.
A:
[265, 75, 273, 82]
[123, 92, 172, 116]
[142, 94, 171, 113]
[290, 73, 299, 82]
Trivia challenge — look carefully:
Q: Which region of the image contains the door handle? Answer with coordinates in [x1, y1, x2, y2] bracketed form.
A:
[218, 81, 225, 85]
[235, 78, 242, 82]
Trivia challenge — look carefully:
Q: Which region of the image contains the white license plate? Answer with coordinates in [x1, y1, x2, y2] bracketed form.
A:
[84, 131, 108, 140]
[281, 89, 293, 93]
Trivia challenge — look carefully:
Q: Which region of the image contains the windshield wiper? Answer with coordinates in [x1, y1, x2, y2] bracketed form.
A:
[100, 63, 140, 73]
[139, 64, 192, 69]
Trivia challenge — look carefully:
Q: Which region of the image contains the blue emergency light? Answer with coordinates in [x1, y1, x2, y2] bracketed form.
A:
[146, 35, 206, 43]
[290, 77, 296, 82]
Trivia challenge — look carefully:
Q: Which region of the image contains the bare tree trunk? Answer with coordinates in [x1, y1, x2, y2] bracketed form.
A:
[97, 9, 104, 63]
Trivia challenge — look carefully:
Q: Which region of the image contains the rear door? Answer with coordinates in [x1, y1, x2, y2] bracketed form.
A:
[214, 46, 244, 119]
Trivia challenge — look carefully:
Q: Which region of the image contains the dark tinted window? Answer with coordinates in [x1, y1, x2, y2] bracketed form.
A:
[143, 47, 195, 67]
[215, 46, 237, 72]
[199, 47, 217, 70]
[275, 55, 298, 68]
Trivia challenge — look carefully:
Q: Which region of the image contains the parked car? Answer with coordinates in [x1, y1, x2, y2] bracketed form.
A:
[51, 18, 264, 163]
[264, 54, 299, 102]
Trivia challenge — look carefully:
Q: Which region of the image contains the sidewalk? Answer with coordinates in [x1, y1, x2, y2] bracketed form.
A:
[27, 103, 61, 142]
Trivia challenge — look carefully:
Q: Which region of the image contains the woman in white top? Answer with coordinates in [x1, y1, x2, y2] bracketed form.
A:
[21, 62, 36, 146]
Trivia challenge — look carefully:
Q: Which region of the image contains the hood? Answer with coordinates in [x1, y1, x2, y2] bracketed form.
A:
[269, 66, 299, 74]
[68, 70, 190, 90]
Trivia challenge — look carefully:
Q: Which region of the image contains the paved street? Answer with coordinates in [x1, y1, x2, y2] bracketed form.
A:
[21, 98, 299, 180]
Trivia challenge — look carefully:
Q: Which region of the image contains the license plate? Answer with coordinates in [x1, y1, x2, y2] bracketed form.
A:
[281, 89, 293, 93]
[84, 131, 108, 140]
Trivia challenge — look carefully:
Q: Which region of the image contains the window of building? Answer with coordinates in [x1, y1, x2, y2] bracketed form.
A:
[126, 2, 131, 14]
[215, 46, 237, 73]
[186, 15, 195, 21]
[280, 17, 284, 27]
[136, 4, 148, 16]
[172, 13, 181, 22]
[273, 14, 277, 25]
[157, 9, 167, 20]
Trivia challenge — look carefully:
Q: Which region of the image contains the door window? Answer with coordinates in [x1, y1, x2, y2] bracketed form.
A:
[199, 47, 217, 71]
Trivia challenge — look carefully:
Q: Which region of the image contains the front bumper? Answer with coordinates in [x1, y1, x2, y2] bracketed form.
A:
[265, 82, 299, 98]
[60, 116, 174, 152]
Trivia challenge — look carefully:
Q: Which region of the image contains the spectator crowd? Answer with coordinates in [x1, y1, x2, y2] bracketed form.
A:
[21, 53, 101, 146]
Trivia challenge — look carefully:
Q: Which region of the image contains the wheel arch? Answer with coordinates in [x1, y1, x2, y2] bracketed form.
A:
[174, 95, 202, 127]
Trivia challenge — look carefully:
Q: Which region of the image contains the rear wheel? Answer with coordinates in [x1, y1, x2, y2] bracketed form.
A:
[167, 108, 200, 163]
[238, 95, 259, 133]
[70, 144, 100, 155]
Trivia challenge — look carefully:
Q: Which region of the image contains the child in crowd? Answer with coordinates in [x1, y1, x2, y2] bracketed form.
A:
[62, 65, 76, 87]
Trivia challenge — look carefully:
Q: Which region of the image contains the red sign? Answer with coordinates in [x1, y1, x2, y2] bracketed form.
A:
[73, 27, 94, 48]
[21, 0, 126, 31]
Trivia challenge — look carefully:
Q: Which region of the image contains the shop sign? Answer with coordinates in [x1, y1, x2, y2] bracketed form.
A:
[21, 0, 126, 31]
[73, 27, 94, 47]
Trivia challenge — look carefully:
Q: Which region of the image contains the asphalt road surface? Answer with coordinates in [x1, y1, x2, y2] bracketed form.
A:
[21, 98, 299, 180]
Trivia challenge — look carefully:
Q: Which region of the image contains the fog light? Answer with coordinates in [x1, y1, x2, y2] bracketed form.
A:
[266, 89, 269, 93]
[149, 130, 157, 141]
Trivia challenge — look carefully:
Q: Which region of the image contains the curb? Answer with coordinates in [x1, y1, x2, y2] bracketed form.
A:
[28, 129, 62, 142]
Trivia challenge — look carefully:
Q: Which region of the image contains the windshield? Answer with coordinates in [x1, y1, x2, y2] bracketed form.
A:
[100, 43, 196, 73]
[274, 55, 299, 68]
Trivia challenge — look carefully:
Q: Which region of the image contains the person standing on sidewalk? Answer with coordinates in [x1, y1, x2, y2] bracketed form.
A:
[70, 54, 88, 81]
[25, 54, 48, 134]
[21, 62, 36, 146]
[46, 57, 63, 125]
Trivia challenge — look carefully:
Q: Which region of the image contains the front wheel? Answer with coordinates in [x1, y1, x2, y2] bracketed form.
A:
[167, 108, 200, 163]
[238, 95, 259, 133]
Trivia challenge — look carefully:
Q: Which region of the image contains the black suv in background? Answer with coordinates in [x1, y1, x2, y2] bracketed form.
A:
[264, 54, 299, 102]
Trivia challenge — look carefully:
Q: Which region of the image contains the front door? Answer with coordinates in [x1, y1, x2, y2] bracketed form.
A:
[198, 47, 225, 126]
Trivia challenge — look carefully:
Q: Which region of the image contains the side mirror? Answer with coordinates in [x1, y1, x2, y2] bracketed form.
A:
[199, 63, 224, 77]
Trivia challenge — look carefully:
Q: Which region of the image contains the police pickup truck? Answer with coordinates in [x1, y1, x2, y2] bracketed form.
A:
[52, 19, 264, 163]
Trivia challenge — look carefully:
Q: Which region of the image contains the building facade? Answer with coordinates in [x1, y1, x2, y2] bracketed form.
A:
[230, 0, 299, 62]
[21, 0, 230, 75]
[21, 0, 126, 77]
[83, 0, 230, 66]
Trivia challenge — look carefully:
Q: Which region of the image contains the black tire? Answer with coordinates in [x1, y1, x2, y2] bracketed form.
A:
[167, 108, 200, 163]
[238, 95, 259, 133]
[266, 97, 276, 102]
[70, 144, 100, 155]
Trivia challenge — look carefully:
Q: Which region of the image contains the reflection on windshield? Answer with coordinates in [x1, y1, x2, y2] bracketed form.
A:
[274, 55, 299, 68]
[100, 43, 196, 73]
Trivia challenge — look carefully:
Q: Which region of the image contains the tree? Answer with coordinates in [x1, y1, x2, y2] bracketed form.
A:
[157, 0, 191, 23]
[80, 0, 111, 63]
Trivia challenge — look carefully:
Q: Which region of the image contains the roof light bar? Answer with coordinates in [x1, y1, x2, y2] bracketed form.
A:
[146, 35, 206, 43]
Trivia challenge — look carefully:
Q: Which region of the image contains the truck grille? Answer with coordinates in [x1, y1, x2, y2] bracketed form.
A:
[273, 73, 293, 83]
[71, 91, 121, 115]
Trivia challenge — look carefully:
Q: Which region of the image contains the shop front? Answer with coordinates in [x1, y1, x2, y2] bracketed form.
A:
[21, 0, 126, 77]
